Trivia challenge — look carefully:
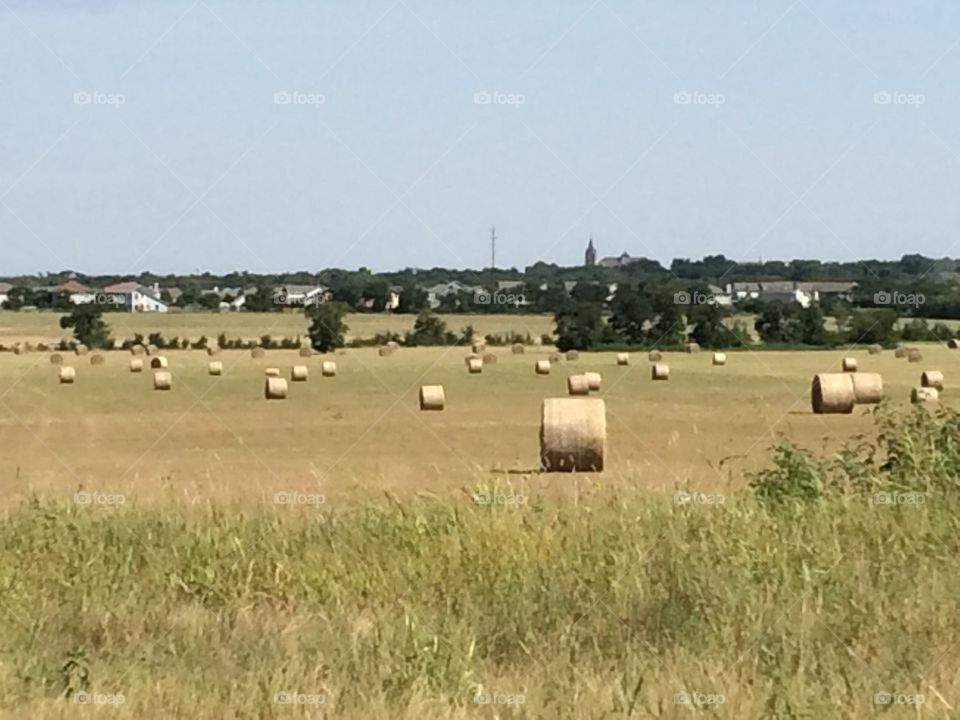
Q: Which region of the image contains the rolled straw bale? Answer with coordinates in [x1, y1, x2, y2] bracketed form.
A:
[921, 370, 944, 391]
[291, 365, 309, 382]
[549, 352, 562, 363]
[208, 361, 223, 376]
[535, 360, 551, 375]
[464, 353, 480, 366]
[811, 373, 855, 414]
[35, 343, 48, 352]
[842, 357, 858, 372]
[565, 350, 579, 361]
[265, 368, 281, 377]
[321, 361, 337, 377]
[74, 345, 89, 356]
[265, 377, 288, 400]
[129, 359, 144, 373]
[648, 350, 662, 362]
[512, 344, 525, 355]
[49, 354, 63, 366]
[482, 353, 498, 365]
[851, 373, 883, 404]
[616, 353, 630, 366]
[90, 354, 105, 366]
[150, 357, 168, 369]
[419, 385, 445, 411]
[131, 345, 146, 356]
[912, 386, 939, 404]
[567, 374, 590, 396]
[712, 353, 727, 366]
[146, 344, 158, 356]
[949, 339, 959, 350]
[467, 358, 483, 374]
[894, 347, 906, 359]
[539, 397, 606, 472]
[584, 372, 602, 391]
[651, 363, 670, 381]
[59, 367, 76, 384]
[206, 347, 220, 356]
[251, 347, 266, 359]
[472, 341, 486, 354]
[378, 346, 395, 357]
[387, 341, 400, 349]
[153, 371, 172, 391]
[686, 342, 701, 353]
[299, 347, 313, 358]
[867, 344, 882, 355]
[907, 348, 923, 363]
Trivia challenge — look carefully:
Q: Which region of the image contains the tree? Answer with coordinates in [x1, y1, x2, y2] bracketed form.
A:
[396, 282, 428, 313]
[689, 302, 732, 348]
[59, 305, 111, 348]
[244, 283, 278, 312]
[755, 303, 787, 343]
[306, 302, 349, 353]
[794, 303, 830, 346]
[608, 284, 653, 345]
[554, 300, 605, 351]
[405, 310, 457, 346]
[845, 309, 898, 346]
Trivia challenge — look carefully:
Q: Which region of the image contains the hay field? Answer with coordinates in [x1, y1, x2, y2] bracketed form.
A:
[0, 342, 954, 510]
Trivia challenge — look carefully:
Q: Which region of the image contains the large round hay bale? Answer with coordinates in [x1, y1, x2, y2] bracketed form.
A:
[150, 357, 168, 369]
[265, 377, 288, 400]
[464, 353, 480, 365]
[90, 354, 105, 366]
[648, 350, 662, 362]
[539, 397, 606, 472]
[206, 347, 220, 356]
[291, 365, 309, 382]
[811, 373, 855, 414]
[535, 360, 551, 375]
[59, 367, 76, 384]
[251, 347, 266, 359]
[686, 342, 701, 353]
[299, 347, 313, 358]
[867, 344, 882, 355]
[419, 385, 445, 411]
[208, 361, 223, 376]
[712, 352, 727, 366]
[12, 345, 23, 356]
[949, 339, 959, 350]
[74, 345, 88, 356]
[567, 374, 590, 395]
[265, 368, 281, 378]
[49, 353, 63, 366]
[129, 359, 144, 373]
[378, 346, 395, 357]
[472, 341, 486, 354]
[131, 345, 146, 356]
[146, 344, 158, 356]
[467, 358, 483, 374]
[616, 353, 629, 366]
[894, 347, 907, 359]
[921, 370, 944, 391]
[482, 352, 498, 365]
[153, 371, 172, 391]
[512, 344, 525, 355]
[912, 386, 939, 403]
[842, 357, 858, 372]
[851, 372, 883, 404]
[651, 363, 669, 381]
[549, 352, 562, 363]
[584, 371, 602, 391]
[907, 349, 923, 363]
[386, 341, 399, 349]
[321, 361, 337, 377]
[565, 350, 579, 361]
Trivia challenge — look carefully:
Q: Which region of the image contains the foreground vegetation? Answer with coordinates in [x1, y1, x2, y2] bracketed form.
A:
[1, 407, 958, 718]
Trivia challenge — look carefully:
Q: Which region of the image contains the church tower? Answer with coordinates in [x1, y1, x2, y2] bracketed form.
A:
[585, 236, 597, 266]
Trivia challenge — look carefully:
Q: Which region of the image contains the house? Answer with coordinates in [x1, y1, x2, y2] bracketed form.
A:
[272, 284, 329, 307]
[798, 281, 857, 302]
[0, 283, 11, 307]
[707, 284, 733, 307]
[386, 286, 402, 311]
[598, 252, 642, 268]
[727, 281, 857, 308]
[101, 282, 170, 312]
[53, 280, 97, 305]
[425, 281, 484, 309]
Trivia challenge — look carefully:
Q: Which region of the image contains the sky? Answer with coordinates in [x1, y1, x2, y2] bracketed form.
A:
[2, 0, 960, 275]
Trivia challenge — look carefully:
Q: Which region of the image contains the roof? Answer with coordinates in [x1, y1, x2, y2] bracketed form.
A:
[102, 281, 142, 294]
[54, 280, 92, 293]
[497, 280, 524, 291]
[798, 281, 857, 293]
[0, 283, 13, 293]
[274, 284, 327, 295]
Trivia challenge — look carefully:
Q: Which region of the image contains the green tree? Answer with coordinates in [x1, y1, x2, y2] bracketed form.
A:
[59, 305, 111, 348]
[306, 302, 349, 353]
[845, 309, 898, 346]
[396, 283, 428, 313]
[608, 284, 653, 345]
[755, 303, 787, 343]
[405, 310, 457, 346]
[689, 302, 732, 348]
[554, 300, 605, 351]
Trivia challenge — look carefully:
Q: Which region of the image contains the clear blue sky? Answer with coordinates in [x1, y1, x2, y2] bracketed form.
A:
[2, 0, 959, 275]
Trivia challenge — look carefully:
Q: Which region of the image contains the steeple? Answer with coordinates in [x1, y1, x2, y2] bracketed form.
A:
[585, 236, 597, 266]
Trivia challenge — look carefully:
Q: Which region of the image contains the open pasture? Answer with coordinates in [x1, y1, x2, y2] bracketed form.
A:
[0, 342, 955, 510]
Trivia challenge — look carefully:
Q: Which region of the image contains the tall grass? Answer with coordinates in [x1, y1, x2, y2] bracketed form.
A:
[2, 406, 959, 718]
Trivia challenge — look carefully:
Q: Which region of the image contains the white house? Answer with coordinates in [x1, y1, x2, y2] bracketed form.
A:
[272, 284, 329, 307]
[0, 283, 11, 308]
[101, 282, 170, 313]
[425, 280, 484, 309]
[726, 281, 856, 308]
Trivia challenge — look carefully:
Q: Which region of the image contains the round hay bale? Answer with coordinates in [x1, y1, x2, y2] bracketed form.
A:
[921, 370, 944, 391]
[298, 347, 313, 358]
[49, 353, 63, 366]
[206, 347, 220, 356]
[74, 345, 89, 356]
[584, 371, 602, 391]
[811, 373, 855, 414]
[35, 343, 48, 352]
[265, 377, 288, 400]
[867, 344, 882, 355]
[648, 350, 662, 362]
[567, 374, 590, 396]
[907, 349, 923, 363]
[321, 361, 337, 377]
[565, 350, 579, 361]
[153, 371, 172, 391]
[467, 358, 483, 374]
[482, 352, 498, 365]
[59, 367, 76, 384]
[651, 363, 670, 381]
[851, 372, 883, 404]
[949, 339, 959, 350]
[378, 346, 395, 357]
[387, 341, 399, 349]
[539, 397, 606, 472]
[472, 341, 486, 354]
[686, 342, 701, 353]
[464, 353, 480, 365]
[894, 347, 906, 359]
[89, 354, 105, 366]
[251, 347, 266, 359]
[129, 359, 144, 373]
[419, 385, 445, 411]
[150, 357, 168, 369]
[512, 344, 525, 355]
[208, 361, 223, 376]
[912, 386, 939, 404]
[549, 352, 562, 363]
[146, 344, 158, 356]
[131, 345, 146, 356]
[265, 368, 281, 378]
[842, 357, 858, 372]
[535, 360, 551, 375]
[712, 352, 727, 366]
[12, 345, 23, 356]
[291, 365, 309, 382]
[616, 353, 629, 366]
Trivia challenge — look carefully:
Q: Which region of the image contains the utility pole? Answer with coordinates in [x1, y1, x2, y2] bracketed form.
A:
[490, 226, 496, 292]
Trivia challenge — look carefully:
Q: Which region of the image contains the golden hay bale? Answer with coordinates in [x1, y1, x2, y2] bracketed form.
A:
[464, 353, 480, 365]
[648, 350, 662, 362]
[472, 341, 486, 354]
[539, 397, 606, 472]
[153, 371, 172, 391]
[712, 352, 727, 366]
[59, 367, 76, 384]
[686, 342, 701, 353]
[549, 352, 562, 362]
[265, 377, 288, 400]
[867, 344, 882, 355]
[12, 345, 23, 356]
[74, 345, 89, 356]
[49, 354, 63, 366]
[907, 349, 923, 363]
[584, 372, 602, 391]
[842, 357, 858, 372]
[146, 344, 158, 356]
[378, 346, 395, 357]
[567, 374, 590, 396]
[36, 343, 48, 352]
[150, 357, 168, 369]
[921, 370, 944, 391]
[651, 363, 670, 381]
[482, 353, 498, 365]
[131, 345, 146, 356]
[467, 358, 483, 374]
[265, 368, 281, 377]
[387, 341, 399, 349]
[512, 344, 525, 354]
[206, 347, 220, 356]
[208, 361, 223, 376]
[535, 360, 551, 375]
[894, 347, 906, 359]
[291, 365, 309, 382]
[949, 339, 959, 350]
[912, 386, 939, 404]
[299, 347, 313, 358]
[851, 373, 883, 404]
[419, 385, 445, 411]
[811, 373, 855, 414]
[616, 353, 629, 366]
[565, 350, 579, 361]
[251, 347, 266, 359]
[129, 359, 144, 373]
[321, 361, 337, 377]
[90, 354, 105, 366]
